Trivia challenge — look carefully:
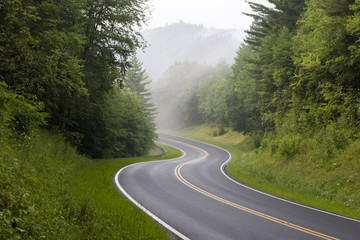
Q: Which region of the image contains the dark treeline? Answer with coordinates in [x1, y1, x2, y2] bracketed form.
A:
[0, 0, 155, 158]
[0, 1, 159, 237]
[157, 0, 360, 161]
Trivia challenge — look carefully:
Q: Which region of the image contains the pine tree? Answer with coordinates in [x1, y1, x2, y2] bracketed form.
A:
[124, 55, 157, 125]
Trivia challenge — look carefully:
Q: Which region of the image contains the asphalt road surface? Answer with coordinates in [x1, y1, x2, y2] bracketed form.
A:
[114, 134, 360, 240]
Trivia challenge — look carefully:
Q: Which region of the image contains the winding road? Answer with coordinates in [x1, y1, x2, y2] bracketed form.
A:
[114, 134, 360, 240]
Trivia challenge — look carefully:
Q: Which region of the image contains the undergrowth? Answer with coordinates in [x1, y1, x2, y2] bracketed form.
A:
[0, 128, 180, 239]
[0, 129, 87, 239]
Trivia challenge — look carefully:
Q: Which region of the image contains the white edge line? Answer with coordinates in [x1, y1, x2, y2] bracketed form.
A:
[165, 134, 360, 223]
[113, 143, 191, 240]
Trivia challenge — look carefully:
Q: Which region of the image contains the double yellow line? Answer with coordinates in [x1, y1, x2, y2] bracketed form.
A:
[168, 138, 340, 240]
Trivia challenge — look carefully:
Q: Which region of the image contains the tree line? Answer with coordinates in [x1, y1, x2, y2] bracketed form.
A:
[0, 0, 155, 158]
[227, 0, 360, 136]
[159, 0, 360, 159]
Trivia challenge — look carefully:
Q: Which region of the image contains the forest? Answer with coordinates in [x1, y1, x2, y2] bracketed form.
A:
[156, 0, 360, 159]
[0, 0, 156, 158]
[153, 0, 360, 217]
[0, 0, 162, 238]
[2, 0, 360, 238]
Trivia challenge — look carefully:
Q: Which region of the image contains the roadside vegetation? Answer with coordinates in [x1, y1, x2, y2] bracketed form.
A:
[70, 142, 181, 239]
[154, 0, 360, 221]
[0, 127, 181, 239]
[1, 1, 175, 238]
[180, 125, 360, 220]
[3, 0, 360, 237]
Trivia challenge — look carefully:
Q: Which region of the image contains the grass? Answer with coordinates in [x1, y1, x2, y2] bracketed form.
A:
[177, 124, 360, 220]
[0, 128, 182, 239]
[145, 144, 167, 157]
[70, 142, 182, 240]
[1, 129, 90, 239]
[177, 125, 245, 146]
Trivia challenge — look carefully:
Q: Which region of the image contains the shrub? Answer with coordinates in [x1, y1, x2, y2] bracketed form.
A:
[277, 134, 301, 159]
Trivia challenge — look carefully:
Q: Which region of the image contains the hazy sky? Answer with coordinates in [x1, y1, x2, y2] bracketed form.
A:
[146, 0, 268, 30]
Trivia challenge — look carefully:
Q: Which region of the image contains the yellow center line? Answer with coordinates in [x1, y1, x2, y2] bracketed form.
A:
[163, 137, 341, 240]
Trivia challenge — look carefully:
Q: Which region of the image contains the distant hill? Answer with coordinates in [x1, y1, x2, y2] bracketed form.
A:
[137, 22, 244, 81]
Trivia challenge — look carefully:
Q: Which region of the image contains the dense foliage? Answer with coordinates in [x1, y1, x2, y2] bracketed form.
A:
[173, 0, 360, 153]
[0, 129, 87, 239]
[0, 128, 172, 239]
[226, 0, 360, 156]
[0, 0, 155, 158]
[157, 2, 360, 214]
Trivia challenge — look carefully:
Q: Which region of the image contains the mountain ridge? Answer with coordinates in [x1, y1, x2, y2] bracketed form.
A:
[138, 22, 244, 81]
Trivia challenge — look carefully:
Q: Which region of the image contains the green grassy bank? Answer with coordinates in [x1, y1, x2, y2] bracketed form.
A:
[178, 125, 360, 220]
[0, 129, 181, 239]
[70, 142, 182, 239]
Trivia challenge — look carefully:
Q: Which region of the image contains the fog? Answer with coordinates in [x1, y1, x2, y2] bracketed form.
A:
[149, 60, 230, 130]
[137, 22, 240, 130]
[137, 22, 243, 82]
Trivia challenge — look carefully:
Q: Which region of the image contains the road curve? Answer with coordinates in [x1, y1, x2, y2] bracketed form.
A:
[114, 134, 360, 240]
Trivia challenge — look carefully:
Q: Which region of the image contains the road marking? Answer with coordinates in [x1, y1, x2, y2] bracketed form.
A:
[164, 137, 341, 240]
[114, 147, 190, 240]
[166, 134, 360, 223]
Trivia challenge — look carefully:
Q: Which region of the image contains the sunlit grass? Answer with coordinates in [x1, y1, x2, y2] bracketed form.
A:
[178, 124, 360, 220]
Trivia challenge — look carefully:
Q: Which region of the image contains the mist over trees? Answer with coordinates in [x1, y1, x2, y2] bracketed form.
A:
[2, 0, 360, 177]
[152, 60, 231, 129]
[154, 0, 360, 164]
[138, 22, 243, 81]
[152, 61, 213, 129]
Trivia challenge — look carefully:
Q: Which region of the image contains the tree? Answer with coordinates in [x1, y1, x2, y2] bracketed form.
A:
[81, 0, 149, 98]
[124, 55, 157, 124]
[227, 46, 263, 133]
[227, 0, 305, 133]
[1, 0, 155, 158]
[0, 82, 48, 134]
[197, 61, 231, 126]
[152, 61, 212, 129]
[99, 88, 156, 158]
[181, 90, 204, 127]
[0, 0, 87, 132]
[292, 0, 360, 129]
[69, 0, 151, 156]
